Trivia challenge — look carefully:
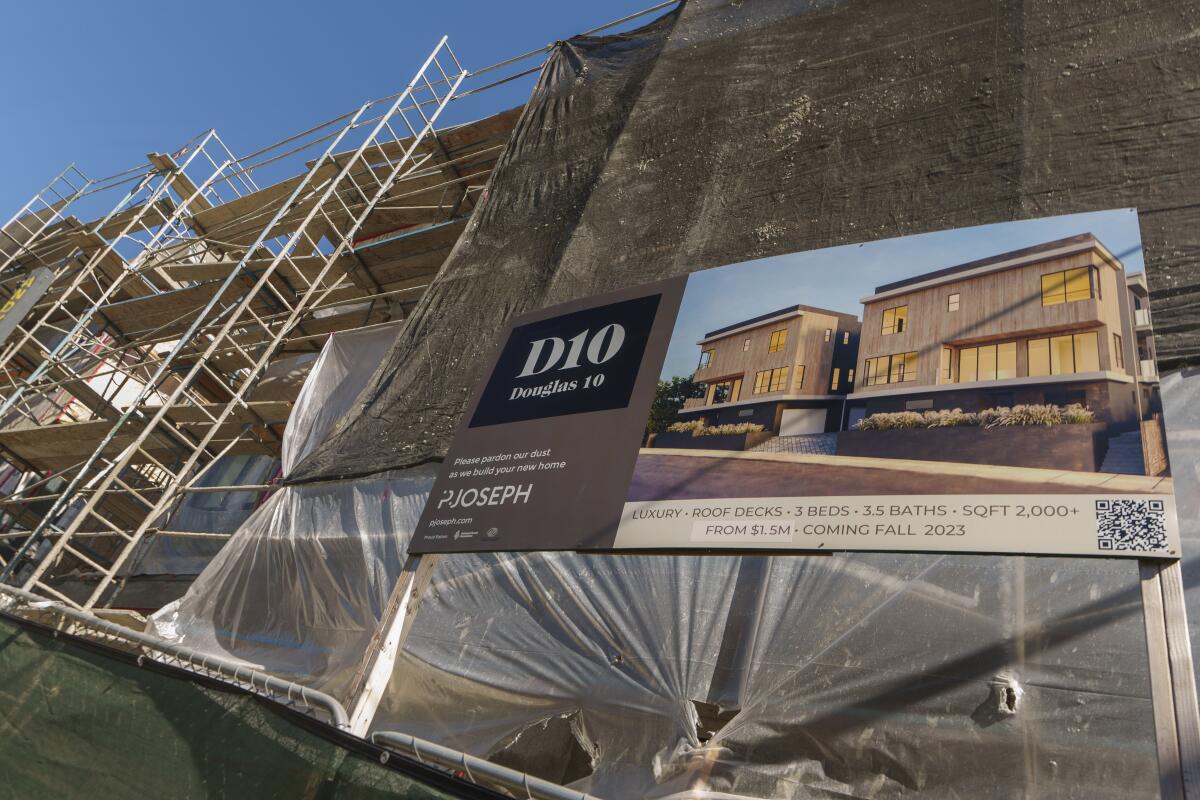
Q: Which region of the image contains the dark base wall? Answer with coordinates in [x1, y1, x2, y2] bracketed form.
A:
[849, 379, 1139, 432]
[678, 399, 844, 433]
[651, 430, 775, 451]
[836, 423, 1111, 473]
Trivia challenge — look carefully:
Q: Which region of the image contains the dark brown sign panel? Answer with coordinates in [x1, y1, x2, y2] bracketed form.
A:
[413, 278, 685, 552]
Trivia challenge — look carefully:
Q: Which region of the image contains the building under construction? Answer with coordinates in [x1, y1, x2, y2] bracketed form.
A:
[1, 1, 1199, 798]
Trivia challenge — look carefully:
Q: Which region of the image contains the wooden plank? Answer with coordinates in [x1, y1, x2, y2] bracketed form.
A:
[1158, 560, 1200, 798]
[147, 152, 215, 213]
[89, 198, 175, 240]
[1141, 561, 1186, 800]
[187, 162, 340, 248]
[96, 278, 276, 340]
[156, 252, 354, 287]
[165, 400, 292, 425]
[0, 417, 274, 471]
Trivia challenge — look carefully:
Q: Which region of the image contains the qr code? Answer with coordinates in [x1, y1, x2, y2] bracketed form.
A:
[1095, 499, 1169, 552]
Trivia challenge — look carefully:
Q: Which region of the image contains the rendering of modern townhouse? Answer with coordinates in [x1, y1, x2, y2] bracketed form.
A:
[838, 233, 1165, 476]
[673, 303, 861, 436]
[635, 225, 1170, 502]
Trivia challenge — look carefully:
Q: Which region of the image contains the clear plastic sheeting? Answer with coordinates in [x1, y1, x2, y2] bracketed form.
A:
[148, 323, 423, 701]
[127, 324, 399, 579]
[148, 468, 435, 702]
[369, 551, 1158, 799]
[124, 454, 278, 577]
[282, 323, 400, 475]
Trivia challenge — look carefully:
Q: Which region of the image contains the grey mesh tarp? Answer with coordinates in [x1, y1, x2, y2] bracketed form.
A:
[291, 0, 1200, 483]
[153, 1, 1200, 797]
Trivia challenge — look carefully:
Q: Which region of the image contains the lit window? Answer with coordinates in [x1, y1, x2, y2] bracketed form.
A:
[1028, 338, 1050, 376]
[754, 366, 790, 393]
[794, 365, 805, 390]
[847, 368, 855, 384]
[831, 368, 840, 391]
[959, 347, 978, 382]
[939, 346, 953, 383]
[842, 331, 850, 344]
[824, 329, 832, 342]
[864, 352, 917, 385]
[1050, 334, 1075, 374]
[768, 329, 787, 353]
[1074, 331, 1099, 372]
[881, 305, 908, 335]
[698, 349, 714, 370]
[1028, 332, 1099, 375]
[1041, 267, 1095, 306]
[957, 342, 1017, 382]
[771, 366, 789, 392]
[997, 342, 1017, 379]
[1113, 333, 1124, 369]
[947, 293, 960, 312]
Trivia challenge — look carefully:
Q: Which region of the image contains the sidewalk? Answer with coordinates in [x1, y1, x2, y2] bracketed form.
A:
[628, 448, 1172, 501]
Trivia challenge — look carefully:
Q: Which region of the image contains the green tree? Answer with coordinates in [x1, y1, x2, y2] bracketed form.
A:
[646, 375, 704, 439]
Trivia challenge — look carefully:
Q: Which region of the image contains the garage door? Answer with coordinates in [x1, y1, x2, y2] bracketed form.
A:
[779, 408, 827, 436]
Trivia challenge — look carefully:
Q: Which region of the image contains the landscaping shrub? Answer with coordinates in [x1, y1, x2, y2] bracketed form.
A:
[992, 403, 1061, 427]
[667, 420, 766, 437]
[855, 404, 1095, 431]
[1061, 403, 1097, 425]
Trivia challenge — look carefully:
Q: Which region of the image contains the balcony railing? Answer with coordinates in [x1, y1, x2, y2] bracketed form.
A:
[1134, 308, 1152, 327]
[683, 397, 707, 410]
[1140, 359, 1157, 379]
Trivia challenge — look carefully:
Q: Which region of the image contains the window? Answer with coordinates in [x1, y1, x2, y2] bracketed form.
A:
[794, 365, 805, 390]
[847, 368, 855, 385]
[939, 346, 953, 383]
[1113, 333, 1124, 369]
[831, 368, 840, 391]
[959, 347, 977, 382]
[947, 293, 960, 312]
[1041, 266, 1095, 306]
[905, 399, 934, 411]
[698, 349, 714, 370]
[743, 338, 750, 352]
[1028, 331, 1100, 376]
[1028, 338, 1050, 376]
[768, 329, 787, 353]
[881, 305, 908, 335]
[842, 331, 850, 344]
[864, 352, 917, 386]
[753, 366, 789, 394]
[824, 328, 832, 342]
[709, 378, 741, 404]
[956, 341, 1016, 382]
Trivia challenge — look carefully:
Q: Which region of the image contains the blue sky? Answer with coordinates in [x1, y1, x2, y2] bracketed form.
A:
[0, 1, 659, 218]
[660, 209, 1146, 380]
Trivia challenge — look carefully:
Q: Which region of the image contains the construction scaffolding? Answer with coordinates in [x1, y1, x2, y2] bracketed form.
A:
[0, 35, 526, 610]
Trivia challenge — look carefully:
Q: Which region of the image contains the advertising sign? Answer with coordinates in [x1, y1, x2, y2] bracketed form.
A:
[0, 267, 53, 347]
[413, 210, 1181, 558]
